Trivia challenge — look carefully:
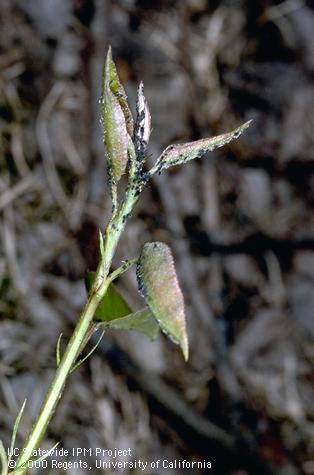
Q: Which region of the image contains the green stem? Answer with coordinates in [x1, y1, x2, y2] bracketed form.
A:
[13, 286, 105, 474]
[14, 186, 140, 475]
[107, 258, 138, 283]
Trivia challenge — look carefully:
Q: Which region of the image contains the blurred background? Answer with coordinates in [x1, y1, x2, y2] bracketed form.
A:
[0, 0, 314, 474]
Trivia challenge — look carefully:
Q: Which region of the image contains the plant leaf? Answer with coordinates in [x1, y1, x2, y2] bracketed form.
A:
[136, 242, 188, 360]
[102, 48, 129, 183]
[56, 333, 63, 367]
[70, 330, 105, 373]
[155, 120, 251, 173]
[8, 399, 27, 463]
[103, 307, 159, 340]
[105, 46, 133, 136]
[86, 272, 131, 322]
[86, 272, 159, 339]
[102, 88, 128, 183]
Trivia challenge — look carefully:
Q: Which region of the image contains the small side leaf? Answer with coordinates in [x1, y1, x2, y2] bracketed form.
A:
[70, 330, 105, 373]
[155, 120, 251, 173]
[55, 333, 63, 367]
[86, 272, 131, 322]
[104, 307, 159, 340]
[86, 272, 159, 339]
[8, 399, 27, 464]
[137, 242, 188, 360]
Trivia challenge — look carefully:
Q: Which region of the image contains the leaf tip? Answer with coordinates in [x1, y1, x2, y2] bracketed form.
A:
[106, 45, 113, 63]
[181, 334, 189, 361]
[241, 119, 253, 131]
[230, 119, 253, 141]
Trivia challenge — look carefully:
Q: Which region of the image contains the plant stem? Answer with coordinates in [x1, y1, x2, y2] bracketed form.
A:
[14, 186, 140, 475]
[107, 258, 138, 283]
[13, 285, 106, 474]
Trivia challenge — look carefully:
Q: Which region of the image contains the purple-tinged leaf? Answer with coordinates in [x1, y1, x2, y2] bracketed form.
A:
[104, 46, 133, 136]
[154, 120, 251, 173]
[137, 242, 188, 360]
[102, 90, 128, 183]
[102, 48, 130, 183]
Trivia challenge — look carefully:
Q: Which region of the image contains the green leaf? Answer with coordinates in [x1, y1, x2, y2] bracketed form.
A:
[104, 307, 159, 340]
[137, 242, 188, 360]
[86, 272, 131, 322]
[102, 48, 130, 184]
[155, 120, 251, 173]
[102, 88, 128, 183]
[8, 399, 27, 463]
[86, 272, 159, 339]
[105, 46, 133, 136]
[70, 330, 105, 373]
